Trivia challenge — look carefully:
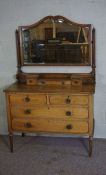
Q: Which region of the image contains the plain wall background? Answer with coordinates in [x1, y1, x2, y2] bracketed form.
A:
[0, 0, 106, 138]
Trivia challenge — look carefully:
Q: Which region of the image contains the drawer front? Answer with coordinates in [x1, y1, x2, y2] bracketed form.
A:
[49, 95, 88, 105]
[9, 94, 46, 106]
[12, 119, 88, 134]
[11, 106, 88, 119]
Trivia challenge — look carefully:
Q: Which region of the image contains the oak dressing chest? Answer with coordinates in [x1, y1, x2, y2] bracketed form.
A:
[4, 16, 95, 156]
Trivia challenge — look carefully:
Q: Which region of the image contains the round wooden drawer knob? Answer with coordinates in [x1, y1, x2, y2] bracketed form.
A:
[66, 111, 72, 116]
[24, 109, 31, 115]
[25, 96, 30, 102]
[66, 124, 72, 130]
[65, 98, 71, 104]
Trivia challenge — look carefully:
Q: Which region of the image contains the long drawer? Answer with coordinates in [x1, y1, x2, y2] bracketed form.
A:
[9, 94, 47, 106]
[12, 119, 89, 134]
[49, 95, 89, 105]
[11, 106, 88, 119]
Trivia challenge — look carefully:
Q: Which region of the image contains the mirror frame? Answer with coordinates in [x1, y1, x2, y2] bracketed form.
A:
[16, 15, 93, 67]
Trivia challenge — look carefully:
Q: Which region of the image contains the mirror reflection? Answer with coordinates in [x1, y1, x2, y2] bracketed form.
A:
[22, 17, 90, 65]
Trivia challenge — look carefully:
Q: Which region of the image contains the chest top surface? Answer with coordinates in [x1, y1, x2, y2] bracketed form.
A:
[5, 82, 95, 94]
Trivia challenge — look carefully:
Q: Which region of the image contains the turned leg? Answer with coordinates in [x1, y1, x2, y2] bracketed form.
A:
[88, 136, 93, 157]
[9, 133, 13, 152]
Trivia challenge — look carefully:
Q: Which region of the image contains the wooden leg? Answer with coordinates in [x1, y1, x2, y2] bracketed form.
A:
[88, 119, 94, 157]
[9, 134, 13, 152]
[88, 136, 93, 157]
[22, 133, 25, 137]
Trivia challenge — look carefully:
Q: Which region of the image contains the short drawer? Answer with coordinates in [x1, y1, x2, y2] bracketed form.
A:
[9, 94, 47, 106]
[11, 106, 88, 119]
[49, 95, 88, 105]
[12, 119, 88, 134]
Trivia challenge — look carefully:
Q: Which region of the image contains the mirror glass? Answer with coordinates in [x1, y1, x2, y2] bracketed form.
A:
[21, 17, 91, 65]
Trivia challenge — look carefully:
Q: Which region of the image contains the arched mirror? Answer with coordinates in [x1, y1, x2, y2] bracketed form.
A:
[16, 16, 92, 66]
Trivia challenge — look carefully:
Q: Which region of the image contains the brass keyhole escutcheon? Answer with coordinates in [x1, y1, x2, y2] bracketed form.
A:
[24, 122, 32, 128]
